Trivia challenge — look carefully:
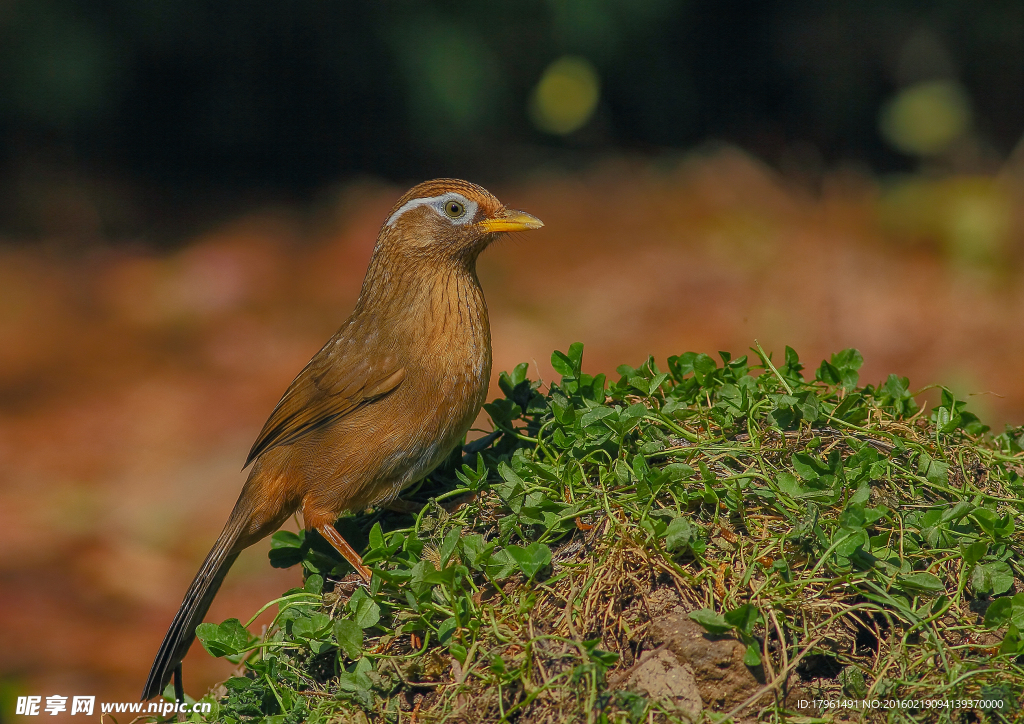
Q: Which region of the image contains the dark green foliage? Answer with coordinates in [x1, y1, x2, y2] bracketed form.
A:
[176, 344, 1023, 724]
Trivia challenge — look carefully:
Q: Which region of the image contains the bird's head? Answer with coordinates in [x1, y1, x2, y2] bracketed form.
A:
[379, 179, 543, 263]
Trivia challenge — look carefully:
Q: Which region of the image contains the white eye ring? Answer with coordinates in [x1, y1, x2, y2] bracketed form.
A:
[444, 199, 466, 218]
[432, 193, 477, 226]
[386, 192, 478, 227]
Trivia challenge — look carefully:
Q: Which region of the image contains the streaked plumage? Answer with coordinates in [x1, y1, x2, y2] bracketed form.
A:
[142, 179, 542, 701]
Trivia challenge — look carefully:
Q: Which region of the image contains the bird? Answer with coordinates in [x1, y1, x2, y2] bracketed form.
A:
[142, 178, 543, 701]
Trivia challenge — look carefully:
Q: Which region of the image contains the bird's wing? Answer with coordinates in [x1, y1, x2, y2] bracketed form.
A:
[244, 339, 405, 468]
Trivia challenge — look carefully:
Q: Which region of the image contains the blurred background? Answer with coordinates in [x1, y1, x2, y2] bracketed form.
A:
[2, 0, 1024, 716]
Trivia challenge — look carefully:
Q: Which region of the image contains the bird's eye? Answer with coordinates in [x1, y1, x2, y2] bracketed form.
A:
[443, 200, 466, 218]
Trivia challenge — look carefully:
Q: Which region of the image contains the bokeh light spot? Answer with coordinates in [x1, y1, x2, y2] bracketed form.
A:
[878, 80, 972, 157]
[529, 55, 600, 135]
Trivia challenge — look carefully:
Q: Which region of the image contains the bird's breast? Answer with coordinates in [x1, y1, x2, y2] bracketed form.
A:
[415, 269, 491, 412]
[385, 268, 492, 473]
[286, 265, 495, 510]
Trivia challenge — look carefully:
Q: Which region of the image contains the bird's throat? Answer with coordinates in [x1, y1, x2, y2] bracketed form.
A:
[357, 255, 490, 356]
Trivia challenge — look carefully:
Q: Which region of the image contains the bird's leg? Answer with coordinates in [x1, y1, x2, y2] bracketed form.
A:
[316, 524, 373, 583]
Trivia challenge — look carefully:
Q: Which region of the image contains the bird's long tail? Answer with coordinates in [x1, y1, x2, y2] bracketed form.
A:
[141, 512, 247, 701]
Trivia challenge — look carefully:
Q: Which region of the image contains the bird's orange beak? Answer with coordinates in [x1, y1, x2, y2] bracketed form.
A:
[477, 209, 544, 233]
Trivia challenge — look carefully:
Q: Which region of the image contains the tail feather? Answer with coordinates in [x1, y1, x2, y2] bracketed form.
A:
[141, 518, 245, 701]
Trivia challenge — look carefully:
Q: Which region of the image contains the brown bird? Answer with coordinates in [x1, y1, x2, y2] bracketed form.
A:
[142, 179, 542, 701]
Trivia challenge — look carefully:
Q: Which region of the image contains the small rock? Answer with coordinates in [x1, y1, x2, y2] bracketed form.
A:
[649, 612, 806, 719]
[626, 648, 702, 721]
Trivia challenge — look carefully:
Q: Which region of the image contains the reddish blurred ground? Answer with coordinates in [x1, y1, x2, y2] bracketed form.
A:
[2, 148, 1024, 712]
